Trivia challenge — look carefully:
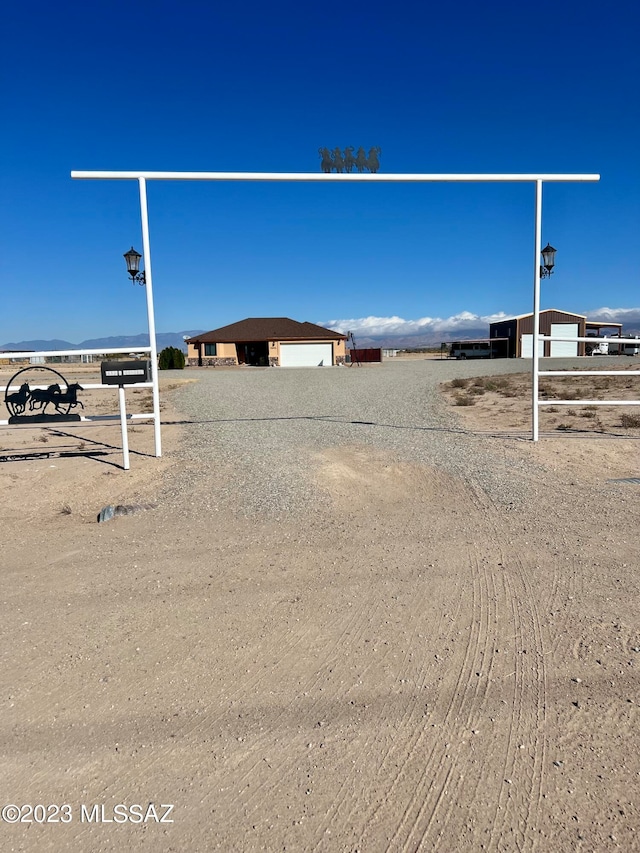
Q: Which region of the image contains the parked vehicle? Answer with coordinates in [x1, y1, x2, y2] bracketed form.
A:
[587, 338, 609, 356]
[450, 341, 492, 359]
[611, 336, 640, 356]
[587, 336, 640, 356]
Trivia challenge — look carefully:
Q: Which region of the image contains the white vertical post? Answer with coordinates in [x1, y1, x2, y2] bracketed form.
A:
[532, 179, 543, 442]
[118, 385, 130, 470]
[138, 177, 162, 457]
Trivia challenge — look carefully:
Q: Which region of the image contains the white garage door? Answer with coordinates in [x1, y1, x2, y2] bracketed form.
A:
[520, 334, 545, 358]
[279, 343, 333, 367]
[550, 323, 578, 357]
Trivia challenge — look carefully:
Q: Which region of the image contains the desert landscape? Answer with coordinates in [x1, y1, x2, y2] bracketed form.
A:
[1, 358, 639, 852]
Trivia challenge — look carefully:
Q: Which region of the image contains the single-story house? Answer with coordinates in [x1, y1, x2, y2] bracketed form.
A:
[489, 309, 624, 358]
[186, 318, 347, 367]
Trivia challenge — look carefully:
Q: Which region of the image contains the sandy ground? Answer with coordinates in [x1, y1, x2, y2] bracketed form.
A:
[1, 363, 639, 852]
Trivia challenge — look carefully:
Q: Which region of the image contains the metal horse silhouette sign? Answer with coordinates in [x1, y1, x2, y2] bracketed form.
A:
[4, 367, 84, 424]
[319, 147, 381, 173]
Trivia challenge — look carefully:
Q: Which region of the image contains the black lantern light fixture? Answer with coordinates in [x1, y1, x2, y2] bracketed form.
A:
[123, 247, 146, 285]
[540, 243, 557, 279]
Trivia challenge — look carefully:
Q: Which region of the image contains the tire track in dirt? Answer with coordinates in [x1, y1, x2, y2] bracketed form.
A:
[444, 483, 549, 853]
[219, 559, 458, 830]
[313, 571, 465, 849]
[227, 593, 387, 818]
[486, 565, 546, 852]
[340, 476, 502, 851]
[465, 494, 548, 853]
[426, 559, 505, 852]
[349, 473, 550, 853]
[392, 546, 500, 852]
[308, 464, 485, 849]
[200, 457, 472, 848]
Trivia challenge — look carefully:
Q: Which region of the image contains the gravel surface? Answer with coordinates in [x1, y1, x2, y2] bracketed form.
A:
[162, 358, 591, 518]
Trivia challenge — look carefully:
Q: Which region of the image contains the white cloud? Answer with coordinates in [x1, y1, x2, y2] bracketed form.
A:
[586, 307, 640, 324]
[321, 311, 512, 337]
[322, 307, 640, 338]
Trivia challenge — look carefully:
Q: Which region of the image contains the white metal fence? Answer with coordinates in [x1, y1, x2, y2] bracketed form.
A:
[532, 335, 640, 441]
[0, 346, 158, 469]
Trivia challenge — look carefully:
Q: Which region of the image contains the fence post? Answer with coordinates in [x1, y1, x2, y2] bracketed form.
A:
[532, 180, 543, 442]
[139, 177, 162, 457]
[118, 385, 130, 470]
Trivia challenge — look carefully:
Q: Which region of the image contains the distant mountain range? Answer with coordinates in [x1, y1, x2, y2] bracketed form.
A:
[343, 328, 492, 348]
[0, 331, 204, 353]
[4, 323, 638, 354]
[350, 326, 640, 349]
[1, 327, 488, 353]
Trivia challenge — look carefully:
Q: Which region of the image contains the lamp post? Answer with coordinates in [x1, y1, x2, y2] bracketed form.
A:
[540, 242, 557, 279]
[122, 232, 161, 457]
[123, 246, 146, 285]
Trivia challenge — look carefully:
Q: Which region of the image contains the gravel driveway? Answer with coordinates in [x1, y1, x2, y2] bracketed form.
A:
[165, 358, 586, 516]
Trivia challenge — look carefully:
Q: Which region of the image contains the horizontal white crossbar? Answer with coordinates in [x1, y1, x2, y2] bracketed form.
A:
[1, 346, 152, 359]
[1, 382, 153, 393]
[539, 336, 640, 344]
[71, 171, 601, 183]
[0, 413, 156, 426]
[81, 413, 155, 421]
[538, 400, 640, 406]
[539, 370, 640, 377]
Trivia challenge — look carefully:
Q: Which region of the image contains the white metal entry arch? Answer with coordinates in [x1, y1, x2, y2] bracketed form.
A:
[71, 170, 601, 442]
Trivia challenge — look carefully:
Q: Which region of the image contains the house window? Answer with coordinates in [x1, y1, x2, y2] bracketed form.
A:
[204, 343, 217, 356]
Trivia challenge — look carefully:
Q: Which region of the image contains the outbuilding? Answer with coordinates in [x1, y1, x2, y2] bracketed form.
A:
[186, 318, 347, 367]
[490, 309, 589, 358]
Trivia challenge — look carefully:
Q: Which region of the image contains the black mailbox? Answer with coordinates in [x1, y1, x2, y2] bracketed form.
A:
[101, 360, 151, 385]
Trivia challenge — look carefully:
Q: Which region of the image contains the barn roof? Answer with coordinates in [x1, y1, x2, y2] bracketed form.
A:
[493, 308, 587, 322]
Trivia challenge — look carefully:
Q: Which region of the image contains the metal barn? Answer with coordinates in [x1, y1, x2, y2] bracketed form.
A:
[490, 309, 588, 358]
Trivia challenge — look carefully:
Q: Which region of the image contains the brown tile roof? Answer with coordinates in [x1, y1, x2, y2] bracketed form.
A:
[186, 318, 347, 344]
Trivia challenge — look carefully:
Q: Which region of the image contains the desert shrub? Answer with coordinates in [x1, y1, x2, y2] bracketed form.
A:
[450, 377, 468, 388]
[483, 378, 509, 392]
[565, 387, 585, 399]
[468, 385, 486, 395]
[580, 410, 596, 418]
[594, 378, 612, 389]
[556, 423, 573, 431]
[546, 406, 559, 413]
[454, 393, 476, 406]
[539, 382, 558, 398]
[158, 346, 185, 370]
[620, 412, 640, 428]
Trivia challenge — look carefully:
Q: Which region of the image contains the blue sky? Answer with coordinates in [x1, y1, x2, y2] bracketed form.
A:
[1, 0, 639, 344]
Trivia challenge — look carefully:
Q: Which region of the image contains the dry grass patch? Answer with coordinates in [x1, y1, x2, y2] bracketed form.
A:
[442, 366, 640, 434]
[621, 412, 640, 429]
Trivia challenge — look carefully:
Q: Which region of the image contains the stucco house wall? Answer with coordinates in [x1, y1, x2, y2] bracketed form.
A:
[186, 318, 347, 367]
